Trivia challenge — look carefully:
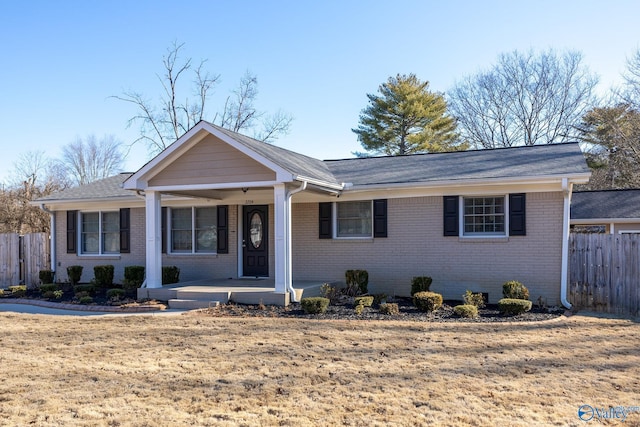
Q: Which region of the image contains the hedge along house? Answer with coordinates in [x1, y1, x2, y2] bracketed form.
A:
[36, 121, 591, 306]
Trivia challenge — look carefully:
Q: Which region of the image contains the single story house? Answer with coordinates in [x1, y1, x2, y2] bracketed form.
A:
[36, 121, 591, 306]
[571, 189, 640, 234]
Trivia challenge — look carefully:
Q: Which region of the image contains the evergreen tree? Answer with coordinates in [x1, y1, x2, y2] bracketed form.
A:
[352, 74, 463, 156]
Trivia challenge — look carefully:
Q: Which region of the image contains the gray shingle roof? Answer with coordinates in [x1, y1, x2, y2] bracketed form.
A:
[326, 142, 589, 186]
[211, 123, 340, 185]
[571, 189, 640, 220]
[37, 173, 134, 202]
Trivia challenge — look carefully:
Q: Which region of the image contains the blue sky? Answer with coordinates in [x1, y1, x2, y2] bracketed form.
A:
[1, 0, 639, 183]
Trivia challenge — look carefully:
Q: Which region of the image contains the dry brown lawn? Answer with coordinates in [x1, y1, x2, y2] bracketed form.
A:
[0, 311, 638, 426]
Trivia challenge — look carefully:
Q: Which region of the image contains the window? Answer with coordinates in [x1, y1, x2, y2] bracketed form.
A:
[80, 211, 120, 254]
[336, 201, 372, 238]
[319, 200, 387, 239]
[170, 207, 217, 253]
[463, 197, 505, 236]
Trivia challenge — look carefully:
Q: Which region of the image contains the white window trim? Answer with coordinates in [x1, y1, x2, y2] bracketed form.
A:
[333, 200, 374, 239]
[460, 195, 509, 238]
[78, 210, 120, 256]
[168, 206, 217, 255]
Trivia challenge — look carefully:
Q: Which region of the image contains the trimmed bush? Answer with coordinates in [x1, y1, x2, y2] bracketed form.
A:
[411, 276, 433, 296]
[94, 265, 114, 289]
[463, 290, 486, 308]
[79, 296, 93, 305]
[345, 270, 368, 295]
[354, 304, 364, 315]
[413, 291, 443, 312]
[74, 284, 95, 296]
[39, 269, 54, 284]
[300, 297, 330, 314]
[502, 280, 530, 300]
[8, 285, 26, 297]
[39, 283, 59, 294]
[354, 296, 374, 307]
[379, 303, 400, 315]
[67, 265, 83, 286]
[107, 288, 125, 300]
[498, 298, 533, 316]
[123, 266, 145, 291]
[162, 266, 180, 285]
[454, 304, 478, 318]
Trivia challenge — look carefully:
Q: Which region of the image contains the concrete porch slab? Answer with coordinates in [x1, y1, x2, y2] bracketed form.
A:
[138, 279, 329, 307]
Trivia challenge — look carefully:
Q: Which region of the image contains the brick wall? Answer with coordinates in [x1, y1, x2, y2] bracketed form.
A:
[291, 192, 564, 305]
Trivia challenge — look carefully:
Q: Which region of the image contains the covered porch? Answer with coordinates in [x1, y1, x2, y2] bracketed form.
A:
[137, 278, 327, 309]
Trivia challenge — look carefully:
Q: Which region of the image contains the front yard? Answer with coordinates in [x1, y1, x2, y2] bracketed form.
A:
[0, 312, 637, 426]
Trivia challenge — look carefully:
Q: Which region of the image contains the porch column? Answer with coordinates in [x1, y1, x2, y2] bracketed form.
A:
[273, 184, 289, 293]
[145, 190, 162, 288]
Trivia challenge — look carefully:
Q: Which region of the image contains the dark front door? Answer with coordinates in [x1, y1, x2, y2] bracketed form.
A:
[243, 205, 269, 277]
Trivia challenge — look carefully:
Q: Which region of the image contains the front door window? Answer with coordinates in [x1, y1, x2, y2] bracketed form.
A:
[250, 212, 263, 249]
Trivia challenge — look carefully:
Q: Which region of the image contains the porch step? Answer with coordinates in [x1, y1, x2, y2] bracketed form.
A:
[168, 299, 221, 310]
[175, 290, 231, 303]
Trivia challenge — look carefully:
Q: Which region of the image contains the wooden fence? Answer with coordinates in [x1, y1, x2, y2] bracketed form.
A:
[569, 233, 640, 317]
[0, 233, 49, 289]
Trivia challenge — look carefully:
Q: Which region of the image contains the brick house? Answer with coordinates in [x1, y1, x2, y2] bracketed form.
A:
[36, 121, 591, 306]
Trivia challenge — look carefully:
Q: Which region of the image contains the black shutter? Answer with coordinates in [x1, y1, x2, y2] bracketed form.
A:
[509, 193, 526, 236]
[66, 210, 77, 253]
[217, 205, 229, 254]
[119, 208, 130, 253]
[443, 196, 459, 236]
[161, 207, 167, 254]
[373, 199, 387, 238]
[319, 202, 332, 239]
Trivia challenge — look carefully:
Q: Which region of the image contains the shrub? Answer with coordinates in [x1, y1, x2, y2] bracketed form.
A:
[300, 297, 330, 314]
[413, 291, 443, 312]
[74, 291, 90, 300]
[0, 289, 4, 297]
[106, 288, 125, 301]
[345, 270, 368, 295]
[123, 266, 145, 291]
[8, 285, 26, 298]
[39, 284, 59, 295]
[454, 304, 478, 318]
[39, 269, 54, 284]
[502, 280, 530, 300]
[411, 276, 433, 296]
[162, 266, 180, 285]
[463, 290, 486, 308]
[379, 303, 400, 315]
[354, 296, 374, 307]
[354, 304, 364, 315]
[53, 290, 63, 299]
[320, 283, 340, 304]
[74, 284, 95, 296]
[79, 296, 93, 305]
[498, 298, 533, 316]
[94, 265, 114, 289]
[67, 265, 83, 286]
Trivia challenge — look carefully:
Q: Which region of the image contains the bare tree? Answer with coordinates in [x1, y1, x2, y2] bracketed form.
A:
[115, 42, 292, 156]
[622, 48, 640, 107]
[0, 151, 70, 234]
[448, 49, 598, 148]
[60, 135, 125, 186]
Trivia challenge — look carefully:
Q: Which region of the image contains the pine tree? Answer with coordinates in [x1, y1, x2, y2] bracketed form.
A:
[352, 74, 463, 156]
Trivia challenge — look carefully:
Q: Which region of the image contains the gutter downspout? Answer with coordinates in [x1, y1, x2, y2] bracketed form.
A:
[39, 204, 56, 281]
[560, 178, 572, 309]
[285, 181, 307, 302]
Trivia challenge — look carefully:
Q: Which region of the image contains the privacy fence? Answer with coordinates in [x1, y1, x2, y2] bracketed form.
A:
[569, 233, 640, 317]
[0, 233, 49, 289]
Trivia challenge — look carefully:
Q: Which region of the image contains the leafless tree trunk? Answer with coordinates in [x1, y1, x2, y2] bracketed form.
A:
[448, 49, 598, 148]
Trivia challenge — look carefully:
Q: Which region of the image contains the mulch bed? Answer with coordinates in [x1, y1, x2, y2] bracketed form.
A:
[195, 297, 567, 322]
